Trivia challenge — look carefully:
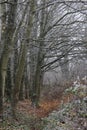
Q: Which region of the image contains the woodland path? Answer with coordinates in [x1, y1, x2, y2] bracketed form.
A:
[17, 93, 73, 118]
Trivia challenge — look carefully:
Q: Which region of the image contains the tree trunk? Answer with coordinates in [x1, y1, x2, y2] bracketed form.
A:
[19, 76, 25, 101]
[0, 0, 17, 115]
[11, 43, 26, 116]
[60, 55, 69, 81]
[11, 0, 35, 117]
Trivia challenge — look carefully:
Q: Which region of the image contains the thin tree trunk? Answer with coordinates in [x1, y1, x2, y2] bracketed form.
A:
[11, 0, 35, 117]
[30, 0, 46, 107]
[11, 43, 26, 116]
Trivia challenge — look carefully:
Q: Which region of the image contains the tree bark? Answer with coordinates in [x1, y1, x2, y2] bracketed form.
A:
[0, 0, 17, 115]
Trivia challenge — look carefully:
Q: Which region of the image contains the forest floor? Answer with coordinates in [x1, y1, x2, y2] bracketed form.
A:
[17, 93, 72, 118]
[0, 84, 87, 130]
[0, 92, 72, 130]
